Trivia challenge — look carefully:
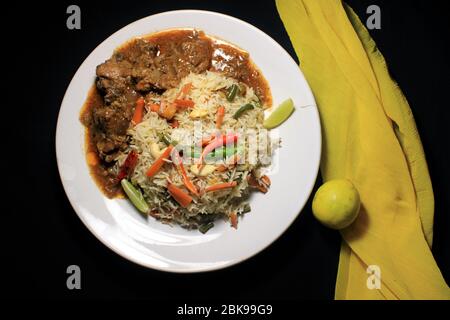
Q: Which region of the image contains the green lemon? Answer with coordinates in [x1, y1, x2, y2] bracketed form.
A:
[263, 98, 295, 129]
[312, 179, 361, 229]
[121, 179, 149, 214]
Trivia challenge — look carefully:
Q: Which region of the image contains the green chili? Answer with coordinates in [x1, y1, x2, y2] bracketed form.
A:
[233, 103, 254, 119]
[226, 84, 239, 102]
[121, 179, 149, 214]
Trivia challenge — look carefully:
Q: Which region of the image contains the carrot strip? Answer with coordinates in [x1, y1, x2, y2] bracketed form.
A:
[229, 212, 238, 229]
[205, 181, 237, 192]
[174, 99, 195, 109]
[216, 106, 225, 129]
[132, 97, 145, 125]
[178, 83, 193, 99]
[168, 183, 193, 208]
[146, 145, 173, 178]
[172, 152, 199, 196]
[149, 103, 160, 112]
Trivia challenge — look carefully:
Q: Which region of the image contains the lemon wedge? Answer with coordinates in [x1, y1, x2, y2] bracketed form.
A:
[263, 98, 295, 129]
[121, 179, 149, 214]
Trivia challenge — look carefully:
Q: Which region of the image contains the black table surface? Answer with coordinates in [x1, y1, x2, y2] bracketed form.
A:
[8, 0, 449, 300]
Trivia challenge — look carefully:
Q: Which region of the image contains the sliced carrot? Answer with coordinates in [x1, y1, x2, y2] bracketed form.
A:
[205, 181, 237, 193]
[146, 145, 174, 178]
[87, 151, 99, 166]
[172, 152, 199, 196]
[149, 103, 160, 112]
[178, 82, 193, 99]
[132, 97, 145, 125]
[229, 212, 238, 229]
[168, 183, 193, 208]
[174, 99, 195, 109]
[216, 106, 225, 129]
[181, 171, 198, 196]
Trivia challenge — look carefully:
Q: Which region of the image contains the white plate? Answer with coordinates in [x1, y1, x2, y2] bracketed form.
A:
[56, 10, 321, 272]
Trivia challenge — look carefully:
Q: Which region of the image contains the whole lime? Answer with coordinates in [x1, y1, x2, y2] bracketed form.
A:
[312, 179, 361, 229]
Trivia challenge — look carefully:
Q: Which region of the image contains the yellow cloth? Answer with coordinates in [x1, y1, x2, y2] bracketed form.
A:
[276, 0, 450, 299]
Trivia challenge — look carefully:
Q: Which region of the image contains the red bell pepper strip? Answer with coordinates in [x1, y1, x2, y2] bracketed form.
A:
[117, 151, 139, 181]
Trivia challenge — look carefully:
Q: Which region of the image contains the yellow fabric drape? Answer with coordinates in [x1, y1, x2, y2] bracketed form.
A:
[276, 0, 450, 299]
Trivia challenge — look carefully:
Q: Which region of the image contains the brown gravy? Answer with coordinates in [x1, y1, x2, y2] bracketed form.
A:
[80, 29, 272, 198]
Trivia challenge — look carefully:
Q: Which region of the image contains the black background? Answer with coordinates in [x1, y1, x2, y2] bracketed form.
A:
[7, 0, 449, 301]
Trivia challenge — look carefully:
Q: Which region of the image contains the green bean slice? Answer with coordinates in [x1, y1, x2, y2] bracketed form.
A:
[226, 84, 239, 102]
[233, 103, 254, 119]
[199, 222, 214, 234]
[159, 133, 178, 146]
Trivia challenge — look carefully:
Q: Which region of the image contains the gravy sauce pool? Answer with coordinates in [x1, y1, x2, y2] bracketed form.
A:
[80, 29, 272, 198]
